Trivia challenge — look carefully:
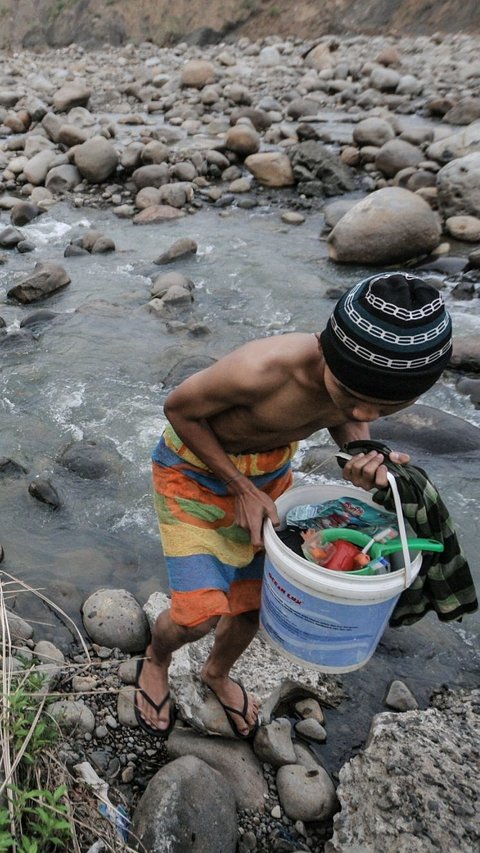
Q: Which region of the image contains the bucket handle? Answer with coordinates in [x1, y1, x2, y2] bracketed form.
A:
[333, 453, 412, 589]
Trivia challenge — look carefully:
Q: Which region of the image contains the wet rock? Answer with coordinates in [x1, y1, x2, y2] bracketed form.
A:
[281, 211, 305, 224]
[0, 457, 27, 477]
[294, 697, 325, 725]
[245, 152, 294, 187]
[437, 152, 480, 218]
[154, 237, 198, 265]
[151, 271, 194, 299]
[64, 244, 89, 257]
[132, 756, 237, 853]
[8, 262, 71, 303]
[289, 140, 355, 196]
[57, 437, 122, 479]
[294, 718, 327, 743]
[159, 181, 194, 208]
[23, 149, 56, 185]
[133, 204, 185, 224]
[10, 201, 43, 226]
[129, 163, 169, 189]
[82, 588, 149, 653]
[327, 187, 441, 265]
[448, 335, 480, 372]
[0, 226, 24, 248]
[229, 107, 271, 132]
[444, 97, 480, 125]
[276, 764, 338, 822]
[385, 679, 419, 711]
[53, 83, 91, 112]
[427, 120, 480, 163]
[73, 136, 119, 183]
[168, 729, 268, 811]
[370, 403, 480, 452]
[5, 610, 34, 642]
[456, 377, 480, 404]
[161, 356, 217, 387]
[28, 477, 61, 508]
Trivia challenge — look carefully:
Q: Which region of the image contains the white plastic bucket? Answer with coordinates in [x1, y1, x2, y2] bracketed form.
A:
[260, 481, 422, 673]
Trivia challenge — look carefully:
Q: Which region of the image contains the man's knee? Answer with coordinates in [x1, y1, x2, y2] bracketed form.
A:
[236, 609, 259, 627]
[177, 615, 219, 642]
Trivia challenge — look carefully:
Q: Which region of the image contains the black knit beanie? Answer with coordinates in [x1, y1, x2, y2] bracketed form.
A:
[320, 272, 453, 401]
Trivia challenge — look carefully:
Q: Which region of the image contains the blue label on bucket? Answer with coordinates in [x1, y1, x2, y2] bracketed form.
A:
[260, 555, 400, 671]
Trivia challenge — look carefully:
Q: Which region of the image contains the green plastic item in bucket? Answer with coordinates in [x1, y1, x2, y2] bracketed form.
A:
[320, 527, 444, 575]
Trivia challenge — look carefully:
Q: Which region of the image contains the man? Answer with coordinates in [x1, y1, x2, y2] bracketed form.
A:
[135, 272, 453, 736]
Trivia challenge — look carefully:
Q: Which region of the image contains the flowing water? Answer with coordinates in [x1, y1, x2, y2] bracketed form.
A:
[1, 200, 479, 749]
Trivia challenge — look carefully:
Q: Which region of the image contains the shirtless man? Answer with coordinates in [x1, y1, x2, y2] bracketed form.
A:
[135, 272, 452, 736]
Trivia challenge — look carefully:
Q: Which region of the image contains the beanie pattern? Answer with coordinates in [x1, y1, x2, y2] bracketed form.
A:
[320, 272, 453, 401]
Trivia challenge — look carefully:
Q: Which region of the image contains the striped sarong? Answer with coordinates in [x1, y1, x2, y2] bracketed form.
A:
[152, 424, 297, 627]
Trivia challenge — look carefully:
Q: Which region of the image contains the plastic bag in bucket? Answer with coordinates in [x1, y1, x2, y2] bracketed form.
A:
[260, 482, 422, 673]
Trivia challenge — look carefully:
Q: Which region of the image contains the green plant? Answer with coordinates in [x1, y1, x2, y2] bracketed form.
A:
[0, 785, 71, 850]
[269, 5, 281, 17]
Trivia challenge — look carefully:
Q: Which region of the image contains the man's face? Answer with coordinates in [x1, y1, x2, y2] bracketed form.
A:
[323, 365, 417, 423]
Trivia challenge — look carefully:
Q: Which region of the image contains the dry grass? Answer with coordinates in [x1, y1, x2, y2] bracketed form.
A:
[0, 570, 144, 852]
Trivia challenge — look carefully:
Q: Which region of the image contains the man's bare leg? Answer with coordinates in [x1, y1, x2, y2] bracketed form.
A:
[200, 610, 260, 737]
[136, 609, 218, 731]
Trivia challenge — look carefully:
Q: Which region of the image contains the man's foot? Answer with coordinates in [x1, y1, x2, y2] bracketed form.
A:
[200, 668, 260, 738]
[134, 655, 175, 736]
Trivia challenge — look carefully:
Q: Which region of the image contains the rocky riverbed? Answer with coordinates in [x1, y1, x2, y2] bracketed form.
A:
[1, 26, 480, 853]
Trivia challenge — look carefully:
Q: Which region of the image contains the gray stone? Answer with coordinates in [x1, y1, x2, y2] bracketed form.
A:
[10, 202, 43, 226]
[57, 437, 122, 479]
[375, 139, 424, 178]
[4, 611, 33, 643]
[151, 271, 194, 299]
[0, 226, 24, 248]
[295, 718, 327, 743]
[352, 117, 395, 147]
[385, 679, 419, 711]
[437, 152, 480, 217]
[167, 728, 268, 810]
[289, 140, 355, 196]
[49, 699, 95, 734]
[33, 640, 65, 665]
[276, 764, 338, 822]
[53, 83, 91, 112]
[328, 187, 441, 265]
[82, 588, 149, 653]
[23, 150, 57, 185]
[74, 136, 119, 183]
[117, 686, 138, 727]
[253, 717, 297, 767]
[154, 237, 198, 265]
[132, 756, 237, 853]
[45, 164, 82, 193]
[8, 262, 71, 303]
[28, 477, 61, 508]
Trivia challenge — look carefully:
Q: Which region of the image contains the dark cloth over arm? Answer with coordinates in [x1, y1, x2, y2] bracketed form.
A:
[340, 440, 478, 627]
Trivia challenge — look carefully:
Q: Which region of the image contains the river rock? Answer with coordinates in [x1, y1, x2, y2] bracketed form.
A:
[45, 164, 81, 192]
[8, 262, 71, 303]
[10, 201, 43, 226]
[295, 718, 327, 743]
[385, 679, 419, 711]
[230, 107, 271, 132]
[5, 610, 34, 642]
[49, 699, 95, 734]
[446, 214, 480, 241]
[133, 204, 185, 224]
[326, 690, 480, 853]
[448, 335, 480, 372]
[151, 271, 194, 299]
[444, 97, 480, 125]
[244, 152, 294, 187]
[0, 226, 24, 248]
[290, 140, 355, 196]
[181, 59, 216, 89]
[28, 477, 61, 508]
[352, 117, 395, 147]
[304, 42, 337, 70]
[253, 717, 297, 767]
[73, 136, 118, 183]
[427, 120, 480, 163]
[82, 588, 149, 653]
[375, 138, 424, 178]
[327, 187, 441, 264]
[167, 728, 268, 811]
[53, 83, 91, 112]
[131, 163, 170, 189]
[225, 124, 260, 157]
[370, 65, 400, 91]
[437, 152, 480, 217]
[132, 756, 237, 853]
[57, 437, 122, 479]
[154, 237, 198, 265]
[23, 149, 56, 185]
[159, 181, 194, 208]
[276, 764, 338, 822]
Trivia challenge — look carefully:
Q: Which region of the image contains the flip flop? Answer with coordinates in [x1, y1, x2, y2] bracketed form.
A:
[203, 678, 259, 740]
[134, 657, 176, 738]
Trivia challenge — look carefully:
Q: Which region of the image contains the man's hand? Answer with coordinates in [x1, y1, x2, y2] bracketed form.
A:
[232, 481, 280, 549]
[341, 449, 410, 491]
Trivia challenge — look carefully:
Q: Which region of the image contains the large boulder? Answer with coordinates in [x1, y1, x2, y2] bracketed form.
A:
[53, 83, 91, 112]
[244, 152, 295, 187]
[73, 136, 118, 183]
[132, 756, 237, 853]
[327, 188, 441, 265]
[352, 117, 395, 147]
[225, 124, 260, 157]
[45, 164, 82, 193]
[437, 152, 480, 217]
[289, 140, 355, 197]
[7, 262, 71, 303]
[427, 120, 480, 163]
[181, 60, 216, 89]
[375, 139, 424, 178]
